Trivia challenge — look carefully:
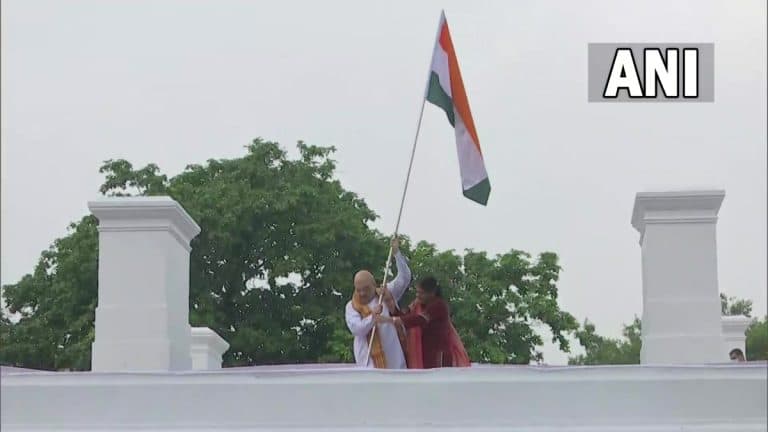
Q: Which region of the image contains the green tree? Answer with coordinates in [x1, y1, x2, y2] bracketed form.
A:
[1, 138, 576, 369]
[720, 293, 753, 317]
[0, 217, 98, 370]
[745, 317, 767, 361]
[568, 317, 641, 365]
[406, 242, 578, 364]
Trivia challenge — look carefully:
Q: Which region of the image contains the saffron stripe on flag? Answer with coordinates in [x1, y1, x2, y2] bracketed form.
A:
[424, 11, 490, 206]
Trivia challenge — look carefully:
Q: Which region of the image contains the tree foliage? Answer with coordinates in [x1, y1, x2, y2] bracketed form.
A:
[745, 317, 767, 361]
[407, 243, 577, 364]
[720, 293, 753, 317]
[568, 317, 641, 365]
[1, 139, 577, 369]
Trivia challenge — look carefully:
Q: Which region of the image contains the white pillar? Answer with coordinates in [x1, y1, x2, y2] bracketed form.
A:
[721, 315, 752, 358]
[89, 197, 201, 372]
[190, 327, 230, 370]
[631, 190, 727, 364]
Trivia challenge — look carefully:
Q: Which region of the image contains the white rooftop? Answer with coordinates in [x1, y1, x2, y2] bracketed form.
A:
[2, 363, 766, 431]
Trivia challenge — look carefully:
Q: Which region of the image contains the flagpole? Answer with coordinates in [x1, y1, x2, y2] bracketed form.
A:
[394, 100, 427, 237]
[363, 12, 445, 367]
[362, 97, 427, 366]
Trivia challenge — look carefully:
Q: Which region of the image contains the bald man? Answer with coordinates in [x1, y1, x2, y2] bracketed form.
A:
[345, 237, 411, 368]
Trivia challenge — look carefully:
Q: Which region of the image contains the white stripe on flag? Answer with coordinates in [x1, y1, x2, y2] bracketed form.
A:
[430, 43, 452, 98]
[454, 113, 488, 190]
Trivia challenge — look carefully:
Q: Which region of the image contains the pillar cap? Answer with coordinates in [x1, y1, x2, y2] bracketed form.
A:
[721, 315, 753, 333]
[88, 196, 201, 247]
[191, 327, 230, 356]
[631, 190, 725, 237]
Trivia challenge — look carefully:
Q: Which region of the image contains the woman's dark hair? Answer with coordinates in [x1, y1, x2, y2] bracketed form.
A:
[417, 276, 442, 297]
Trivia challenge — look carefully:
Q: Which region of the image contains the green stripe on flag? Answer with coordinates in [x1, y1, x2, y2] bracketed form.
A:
[463, 177, 491, 206]
[426, 72, 455, 127]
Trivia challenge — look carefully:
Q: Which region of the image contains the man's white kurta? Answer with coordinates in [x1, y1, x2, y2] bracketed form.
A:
[345, 252, 411, 369]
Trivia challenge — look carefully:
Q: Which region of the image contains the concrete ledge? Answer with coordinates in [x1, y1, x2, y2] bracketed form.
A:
[2, 364, 766, 431]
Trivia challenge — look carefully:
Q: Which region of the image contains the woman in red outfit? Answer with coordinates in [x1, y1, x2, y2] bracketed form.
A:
[378, 276, 470, 369]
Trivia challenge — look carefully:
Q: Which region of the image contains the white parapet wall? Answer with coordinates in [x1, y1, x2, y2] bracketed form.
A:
[1, 364, 766, 431]
[89, 197, 201, 372]
[632, 190, 728, 364]
[190, 327, 230, 370]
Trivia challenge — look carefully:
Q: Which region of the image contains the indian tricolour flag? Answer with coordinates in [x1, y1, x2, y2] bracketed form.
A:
[426, 12, 490, 206]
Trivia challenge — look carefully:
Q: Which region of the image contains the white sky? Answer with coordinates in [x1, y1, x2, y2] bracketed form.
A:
[2, 0, 766, 364]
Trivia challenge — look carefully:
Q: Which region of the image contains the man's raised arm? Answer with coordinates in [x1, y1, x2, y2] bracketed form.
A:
[387, 237, 411, 302]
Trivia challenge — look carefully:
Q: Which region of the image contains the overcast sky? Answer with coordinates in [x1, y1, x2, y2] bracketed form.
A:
[2, 0, 766, 364]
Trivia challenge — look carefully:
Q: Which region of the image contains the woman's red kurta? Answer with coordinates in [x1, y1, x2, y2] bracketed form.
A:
[393, 298, 470, 369]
